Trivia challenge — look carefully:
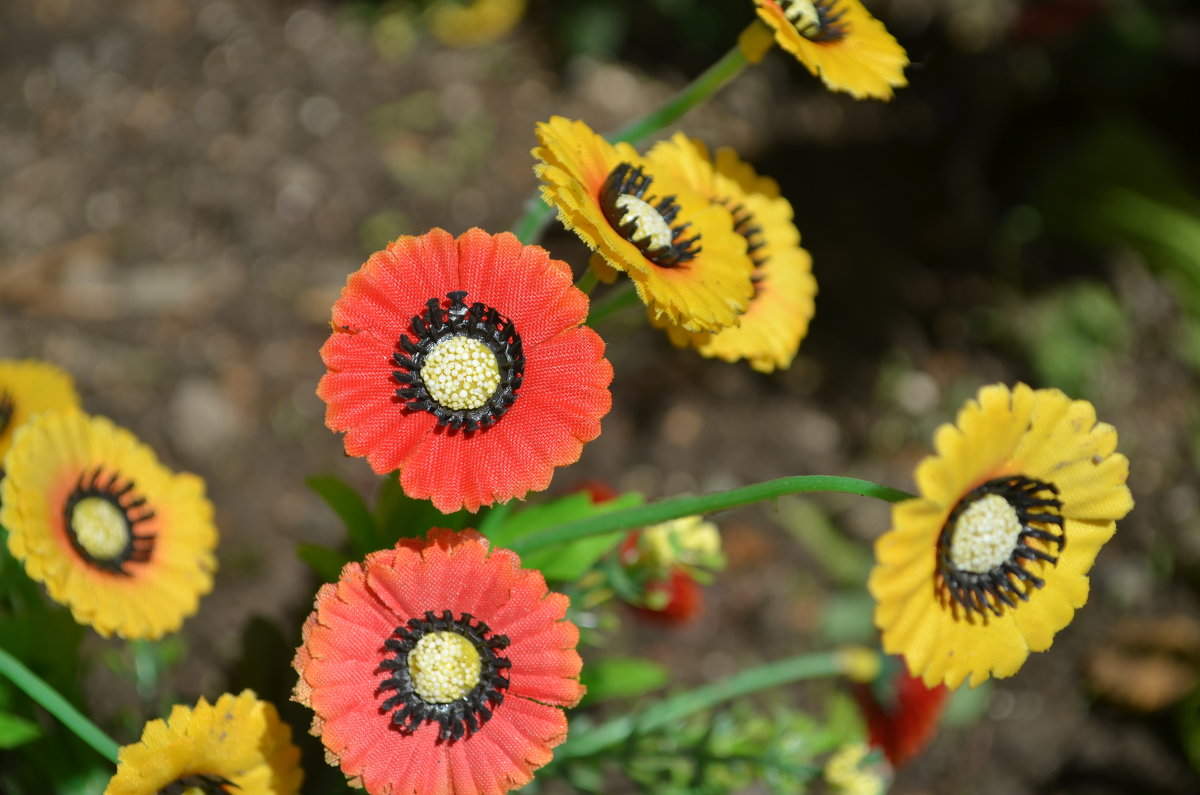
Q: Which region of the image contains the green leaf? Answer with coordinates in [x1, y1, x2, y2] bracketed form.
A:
[579, 657, 668, 706]
[486, 492, 643, 581]
[0, 711, 40, 749]
[374, 476, 474, 551]
[306, 475, 378, 554]
[296, 543, 352, 583]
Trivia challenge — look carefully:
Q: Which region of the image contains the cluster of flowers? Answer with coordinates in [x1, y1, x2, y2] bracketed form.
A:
[0, 3, 1137, 793]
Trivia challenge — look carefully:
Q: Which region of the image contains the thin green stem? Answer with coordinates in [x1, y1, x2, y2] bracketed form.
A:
[0, 645, 120, 764]
[576, 268, 599, 295]
[586, 281, 638, 325]
[553, 650, 843, 763]
[511, 44, 750, 245]
[509, 475, 912, 555]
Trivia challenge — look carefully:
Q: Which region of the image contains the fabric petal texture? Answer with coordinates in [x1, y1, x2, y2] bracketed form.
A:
[317, 227, 613, 514]
[105, 690, 303, 795]
[0, 407, 217, 640]
[644, 134, 817, 372]
[0, 358, 81, 461]
[755, 0, 909, 100]
[868, 383, 1133, 688]
[293, 529, 585, 795]
[534, 116, 756, 333]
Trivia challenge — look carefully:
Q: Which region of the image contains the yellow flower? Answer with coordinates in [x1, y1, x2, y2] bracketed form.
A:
[105, 690, 303, 795]
[645, 134, 817, 372]
[0, 359, 80, 463]
[869, 384, 1134, 689]
[824, 743, 887, 795]
[754, 0, 909, 100]
[0, 408, 217, 639]
[637, 515, 724, 575]
[428, 0, 527, 48]
[534, 116, 755, 333]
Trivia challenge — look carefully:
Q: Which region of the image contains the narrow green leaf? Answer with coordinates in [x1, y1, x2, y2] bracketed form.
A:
[374, 477, 474, 550]
[296, 543, 352, 583]
[0, 710, 40, 749]
[579, 657, 668, 706]
[306, 475, 377, 554]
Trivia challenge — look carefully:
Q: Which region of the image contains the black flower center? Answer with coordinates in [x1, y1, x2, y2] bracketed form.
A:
[391, 290, 524, 432]
[63, 467, 156, 575]
[719, 198, 769, 296]
[935, 475, 1065, 620]
[781, 0, 849, 43]
[379, 610, 512, 741]
[158, 774, 238, 795]
[600, 163, 701, 268]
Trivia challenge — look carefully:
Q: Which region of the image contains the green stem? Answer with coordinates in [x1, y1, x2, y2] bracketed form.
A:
[586, 281, 639, 325]
[576, 267, 599, 295]
[0, 645, 120, 764]
[511, 45, 750, 244]
[509, 475, 912, 555]
[554, 650, 843, 763]
[609, 45, 748, 144]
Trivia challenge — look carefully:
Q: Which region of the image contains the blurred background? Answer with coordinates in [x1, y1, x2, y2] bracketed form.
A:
[2, 0, 1199, 791]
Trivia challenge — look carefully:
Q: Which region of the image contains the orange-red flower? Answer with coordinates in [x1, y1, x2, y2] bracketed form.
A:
[293, 529, 584, 795]
[852, 662, 950, 767]
[318, 228, 612, 513]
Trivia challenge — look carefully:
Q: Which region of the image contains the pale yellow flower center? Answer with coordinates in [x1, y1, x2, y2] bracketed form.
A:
[615, 194, 674, 252]
[71, 497, 128, 561]
[948, 493, 1023, 574]
[782, 0, 823, 38]
[419, 335, 501, 411]
[408, 631, 482, 703]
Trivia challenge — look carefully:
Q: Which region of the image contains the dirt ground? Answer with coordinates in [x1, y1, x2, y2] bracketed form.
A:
[2, 0, 1199, 792]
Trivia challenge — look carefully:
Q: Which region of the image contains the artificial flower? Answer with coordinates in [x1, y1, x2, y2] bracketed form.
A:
[0, 358, 80, 463]
[823, 742, 888, 795]
[534, 116, 755, 332]
[754, 0, 909, 100]
[105, 690, 302, 795]
[0, 408, 217, 639]
[318, 227, 612, 514]
[428, 0, 527, 48]
[869, 383, 1134, 688]
[293, 528, 584, 795]
[851, 659, 950, 767]
[646, 134, 817, 372]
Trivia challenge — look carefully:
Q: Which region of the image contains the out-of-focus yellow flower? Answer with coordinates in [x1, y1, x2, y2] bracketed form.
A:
[635, 515, 724, 575]
[0, 359, 79, 463]
[824, 742, 888, 795]
[428, 0, 527, 48]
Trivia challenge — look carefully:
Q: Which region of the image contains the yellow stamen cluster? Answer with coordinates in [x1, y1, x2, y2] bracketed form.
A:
[948, 493, 1024, 574]
[782, 0, 822, 38]
[420, 335, 502, 411]
[71, 497, 129, 561]
[614, 195, 674, 252]
[638, 515, 723, 573]
[408, 631, 483, 704]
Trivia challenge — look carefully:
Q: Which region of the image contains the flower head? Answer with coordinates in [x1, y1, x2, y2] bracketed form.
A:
[318, 227, 612, 514]
[824, 742, 888, 795]
[0, 408, 217, 639]
[105, 690, 303, 795]
[754, 0, 909, 100]
[428, 0, 527, 48]
[869, 383, 1134, 688]
[293, 529, 585, 795]
[645, 134, 817, 372]
[0, 358, 80, 462]
[851, 659, 950, 767]
[534, 116, 755, 332]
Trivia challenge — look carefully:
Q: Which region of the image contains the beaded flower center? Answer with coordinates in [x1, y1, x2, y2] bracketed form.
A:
[392, 290, 525, 432]
[936, 475, 1065, 619]
[419, 336, 502, 412]
[781, 0, 849, 43]
[71, 497, 129, 561]
[947, 494, 1024, 574]
[614, 195, 675, 252]
[157, 773, 237, 795]
[408, 631, 483, 703]
[600, 162, 701, 268]
[380, 610, 513, 740]
[63, 467, 156, 574]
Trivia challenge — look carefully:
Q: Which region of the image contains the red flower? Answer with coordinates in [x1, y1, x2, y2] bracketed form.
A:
[631, 568, 702, 625]
[852, 666, 950, 768]
[293, 529, 585, 795]
[318, 228, 613, 513]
